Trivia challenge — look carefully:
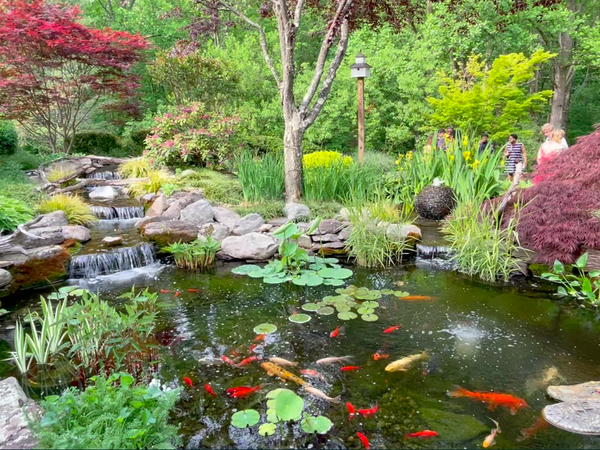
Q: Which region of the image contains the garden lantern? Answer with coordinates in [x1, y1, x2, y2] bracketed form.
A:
[350, 53, 371, 164]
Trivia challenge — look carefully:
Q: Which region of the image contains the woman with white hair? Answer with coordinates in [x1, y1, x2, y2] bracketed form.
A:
[537, 128, 566, 166]
[540, 123, 568, 150]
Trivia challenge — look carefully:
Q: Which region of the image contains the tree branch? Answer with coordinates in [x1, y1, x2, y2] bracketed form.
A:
[214, 1, 282, 91]
[294, 0, 305, 29]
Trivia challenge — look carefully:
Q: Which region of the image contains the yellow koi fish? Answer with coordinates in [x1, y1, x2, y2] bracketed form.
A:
[261, 362, 308, 386]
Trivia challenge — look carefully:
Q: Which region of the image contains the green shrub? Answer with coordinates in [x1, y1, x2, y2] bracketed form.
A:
[127, 169, 172, 198]
[233, 202, 284, 220]
[5, 149, 44, 170]
[0, 121, 18, 156]
[175, 169, 243, 204]
[118, 158, 154, 179]
[69, 131, 121, 156]
[0, 195, 34, 232]
[32, 372, 181, 449]
[123, 128, 150, 156]
[236, 150, 285, 202]
[37, 194, 97, 226]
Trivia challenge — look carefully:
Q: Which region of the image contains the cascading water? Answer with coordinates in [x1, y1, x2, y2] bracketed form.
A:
[69, 243, 155, 279]
[87, 171, 122, 180]
[416, 243, 453, 260]
[91, 206, 144, 220]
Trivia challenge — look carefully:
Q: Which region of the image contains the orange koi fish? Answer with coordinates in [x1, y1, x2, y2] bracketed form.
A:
[340, 366, 361, 372]
[160, 289, 173, 293]
[188, 288, 199, 293]
[357, 432, 369, 449]
[358, 404, 378, 418]
[249, 344, 258, 352]
[373, 353, 390, 360]
[236, 356, 260, 367]
[449, 387, 528, 414]
[174, 291, 181, 298]
[406, 430, 438, 438]
[229, 349, 242, 357]
[254, 334, 266, 342]
[182, 376, 193, 387]
[483, 418, 500, 448]
[221, 355, 235, 366]
[516, 416, 548, 442]
[300, 369, 326, 381]
[204, 383, 217, 397]
[346, 402, 355, 421]
[398, 295, 436, 301]
[383, 325, 402, 334]
[330, 326, 342, 338]
[226, 385, 261, 398]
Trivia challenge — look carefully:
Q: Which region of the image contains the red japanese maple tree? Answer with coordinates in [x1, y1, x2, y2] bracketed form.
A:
[0, 0, 149, 153]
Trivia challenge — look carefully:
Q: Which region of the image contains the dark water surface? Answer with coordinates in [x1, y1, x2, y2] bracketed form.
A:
[4, 262, 600, 449]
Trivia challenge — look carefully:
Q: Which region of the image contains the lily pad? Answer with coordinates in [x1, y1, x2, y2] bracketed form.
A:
[338, 311, 358, 320]
[266, 409, 279, 423]
[275, 390, 304, 421]
[362, 301, 379, 308]
[259, 422, 277, 436]
[381, 289, 394, 295]
[317, 268, 353, 280]
[361, 313, 379, 322]
[323, 278, 345, 286]
[302, 303, 320, 312]
[355, 290, 382, 300]
[267, 388, 290, 399]
[336, 286, 358, 295]
[301, 415, 333, 434]
[292, 273, 324, 287]
[357, 307, 375, 315]
[264, 276, 288, 284]
[289, 314, 311, 323]
[232, 264, 262, 275]
[231, 409, 260, 428]
[394, 291, 410, 297]
[316, 306, 335, 315]
[335, 304, 351, 312]
[324, 257, 339, 264]
[253, 323, 277, 334]
[248, 269, 267, 278]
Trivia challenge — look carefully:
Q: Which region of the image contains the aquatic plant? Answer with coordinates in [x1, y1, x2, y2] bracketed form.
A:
[32, 372, 181, 449]
[0, 195, 34, 232]
[236, 150, 285, 202]
[253, 323, 277, 334]
[9, 321, 30, 373]
[300, 285, 388, 322]
[231, 410, 260, 428]
[37, 194, 97, 226]
[288, 314, 311, 323]
[301, 415, 333, 434]
[164, 238, 220, 270]
[542, 253, 600, 305]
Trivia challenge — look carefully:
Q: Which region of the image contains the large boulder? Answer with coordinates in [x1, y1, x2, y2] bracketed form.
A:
[232, 213, 264, 236]
[7, 245, 71, 291]
[0, 269, 12, 288]
[0, 377, 40, 449]
[89, 186, 118, 201]
[26, 226, 65, 248]
[180, 200, 214, 227]
[29, 211, 68, 229]
[284, 202, 311, 221]
[199, 223, 230, 241]
[135, 215, 172, 230]
[310, 219, 345, 235]
[385, 224, 422, 241]
[221, 233, 278, 260]
[141, 220, 198, 246]
[166, 191, 202, 208]
[62, 225, 91, 242]
[145, 194, 168, 217]
[213, 207, 241, 229]
[415, 184, 456, 220]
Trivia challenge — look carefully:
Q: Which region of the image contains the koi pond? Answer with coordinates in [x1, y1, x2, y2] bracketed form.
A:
[3, 262, 600, 449]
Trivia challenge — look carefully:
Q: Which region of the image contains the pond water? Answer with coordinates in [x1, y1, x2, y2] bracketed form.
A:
[3, 261, 600, 449]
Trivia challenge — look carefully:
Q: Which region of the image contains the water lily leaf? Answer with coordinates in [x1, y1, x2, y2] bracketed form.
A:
[335, 286, 358, 296]
[231, 409, 260, 428]
[267, 399, 276, 409]
[292, 273, 324, 287]
[324, 278, 345, 286]
[248, 269, 267, 278]
[253, 323, 277, 334]
[381, 289, 394, 295]
[361, 313, 379, 322]
[302, 303, 320, 312]
[337, 311, 357, 320]
[266, 409, 280, 423]
[317, 268, 353, 280]
[275, 390, 304, 421]
[394, 291, 410, 297]
[301, 415, 333, 434]
[355, 290, 381, 300]
[335, 304, 351, 312]
[309, 262, 328, 271]
[59, 285, 79, 294]
[0, 309, 8, 317]
[362, 301, 379, 308]
[232, 264, 263, 275]
[273, 222, 299, 240]
[259, 423, 277, 436]
[357, 307, 375, 315]
[289, 314, 311, 323]
[267, 388, 291, 399]
[264, 276, 288, 284]
[324, 257, 339, 264]
[316, 306, 335, 315]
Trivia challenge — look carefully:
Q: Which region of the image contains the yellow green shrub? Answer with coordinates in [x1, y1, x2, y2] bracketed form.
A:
[302, 151, 352, 170]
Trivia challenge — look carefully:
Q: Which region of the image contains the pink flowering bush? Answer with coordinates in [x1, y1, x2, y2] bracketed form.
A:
[144, 103, 240, 168]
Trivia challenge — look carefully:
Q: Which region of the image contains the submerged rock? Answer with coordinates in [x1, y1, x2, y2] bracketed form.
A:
[0, 377, 40, 449]
[142, 220, 198, 246]
[89, 186, 118, 201]
[7, 245, 70, 292]
[420, 407, 488, 442]
[415, 184, 456, 220]
[543, 399, 600, 435]
[221, 233, 278, 260]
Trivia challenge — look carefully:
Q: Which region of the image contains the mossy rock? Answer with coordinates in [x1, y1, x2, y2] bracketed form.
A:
[415, 185, 456, 221]
[420, 407, 487, 442]
[529, 263, 550, 276]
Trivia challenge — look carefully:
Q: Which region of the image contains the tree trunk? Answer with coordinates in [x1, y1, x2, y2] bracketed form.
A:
[283, 119, 304, 202]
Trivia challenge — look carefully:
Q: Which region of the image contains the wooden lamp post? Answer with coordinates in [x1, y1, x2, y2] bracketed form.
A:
[350, 53, 371, 164]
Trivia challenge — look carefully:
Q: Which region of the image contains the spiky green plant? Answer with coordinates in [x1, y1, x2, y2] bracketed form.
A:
[9, 321, 30, 374]
[236, 150, 285, 202]
[118, 157, 153, 179]
[37, 194, 97, 226]
[127, 169, 172, 198]
[164, 238, 221, 270]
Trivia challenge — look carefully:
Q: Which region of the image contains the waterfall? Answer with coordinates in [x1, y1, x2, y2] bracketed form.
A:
[87, 171, 122, 180]
[416, 243, 453, 260]
[69, 243, 155, 279]
[91, 206, 144, 220]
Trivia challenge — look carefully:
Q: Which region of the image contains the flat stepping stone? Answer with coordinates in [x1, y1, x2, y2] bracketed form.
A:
[543, 399, 600, 435]
[547, 381, 600, 402]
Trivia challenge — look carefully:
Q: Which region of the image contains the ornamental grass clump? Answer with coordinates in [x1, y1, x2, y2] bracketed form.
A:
[236, 150, 284, 202]
[127, 169, 172, 198]
[37, 194, 97, 226]
[118, 157, 153, 179]
[164, 238, 220, 270]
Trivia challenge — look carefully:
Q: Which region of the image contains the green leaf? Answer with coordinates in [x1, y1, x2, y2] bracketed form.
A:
[394, 291, 410, 298]
[43, 395, 59, 403]
[232, 264, 263, 275]
[292, 273, 324, 286]
[275, 390, 304, 421]
[381, 289, 394, 295]
[266, 408, 280, 423]
[362, 301, 379, 308]
[557, 286, 568, 296]
[273, 222, 298, 239]
[253, 323, 277, 334]
[316, 306, 335, 315]
[264, 276, 288, 284]
[575, 253, 589, 269]
[248, 269, 267, 278]
[361, 313, 379, 322]
[259, 423, 277, 436]
[335, 304, 351, 312]
[120, 373, 134, 388]
[141, 408, 156, 426]
[231, 409, 260, 428]
[323, 278, 345, 286]
[289, 314, 311, 323]
[143, 387, 163, 399]
[337, 311, 358, 320]
[40, 412, 60, 427]
[317, 268, 353, 280]
[582, 277, 593, 293]
[301, 415, 333, 434]
[357, 307, 375, 315]
[282, 242, 299, 257]
[553, 260, 565, 274]
[306, 218, 322, 235]
[130, 401, 144, 409]
[301, 303, 320, 311]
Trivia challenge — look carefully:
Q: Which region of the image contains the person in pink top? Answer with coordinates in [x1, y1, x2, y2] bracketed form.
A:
[537, 128, 565, 166]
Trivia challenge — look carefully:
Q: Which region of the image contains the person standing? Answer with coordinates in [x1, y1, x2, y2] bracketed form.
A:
[478, 133, 490, 153]
[504, 134, 527, 181]
[424, 134, 433, 154]
[540, 123, 568, 150]
[537, 128, 565, 166]
[436, 129, 446, 151]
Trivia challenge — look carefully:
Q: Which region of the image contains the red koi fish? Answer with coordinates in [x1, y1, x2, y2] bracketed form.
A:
[188, 288, 199, 293]
[358, 404, 378, 418]
[406, 430, 438, 438]
[346, 402, 355, 421]
[249, 344, 258, 353]
[182, 376, 193, 387]
[373, 353, 389, 360]
[330, 326, 342, 338]
[254, 334, 266, 342]
[160, 289, 173, 293]
[174, 291, 181, 298]
[383, 325, 402, 334]
[357, 432, 369, 449]
[300, 369, 326, 381]
[398, 295, 436, 301]
[221, 355, 235, 366]
[449, 387, 529, 414]
[226, 385, 261, 398]
[204, 384, 217, 397]
[236, 356, 260, 367]
[340, 366, 362, 372]
[517, 416, 548, 442]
